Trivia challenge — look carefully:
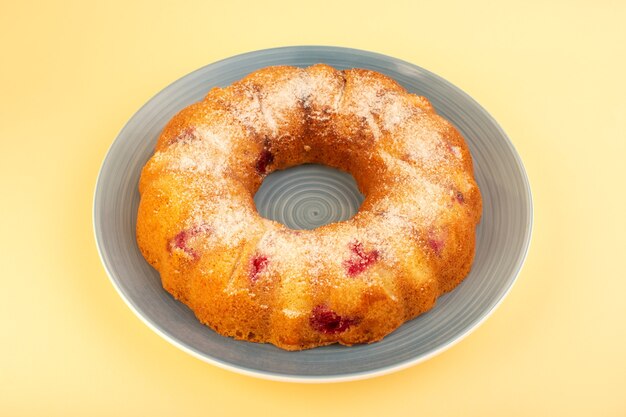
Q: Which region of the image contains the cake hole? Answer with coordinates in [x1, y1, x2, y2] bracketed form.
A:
[254, 164, 364, 230]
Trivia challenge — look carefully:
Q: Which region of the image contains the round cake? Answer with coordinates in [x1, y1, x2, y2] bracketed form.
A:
[136, 64, 482, 350]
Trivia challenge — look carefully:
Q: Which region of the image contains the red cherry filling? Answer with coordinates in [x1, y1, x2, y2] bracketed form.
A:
[255, 148, 274, 174]
[427, 237, 445, 255]
[455, 190, 464, 204]
[344, 241, 379, 277]
[168, 224, 210, 259]
[310, 305, 358, 334]
[249, 254, 268, 282]
[426, 228, 447, 256]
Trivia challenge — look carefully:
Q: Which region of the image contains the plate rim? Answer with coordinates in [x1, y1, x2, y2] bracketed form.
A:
[93, 45, 533, 383]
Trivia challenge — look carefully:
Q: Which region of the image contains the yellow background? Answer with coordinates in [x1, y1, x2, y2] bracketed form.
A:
[2, 0, 625, 415]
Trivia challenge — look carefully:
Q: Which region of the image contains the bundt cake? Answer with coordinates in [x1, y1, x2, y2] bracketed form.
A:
[136, 64, 482, 350]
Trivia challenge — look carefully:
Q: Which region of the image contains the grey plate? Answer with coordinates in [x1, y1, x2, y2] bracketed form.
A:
[93, 46, 532, 382]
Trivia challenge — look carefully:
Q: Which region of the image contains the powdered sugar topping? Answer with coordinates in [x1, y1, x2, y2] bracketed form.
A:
[152, 126, 234, 175]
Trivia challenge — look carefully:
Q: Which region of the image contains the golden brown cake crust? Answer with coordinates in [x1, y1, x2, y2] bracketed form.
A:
[136, 64, 482, 350]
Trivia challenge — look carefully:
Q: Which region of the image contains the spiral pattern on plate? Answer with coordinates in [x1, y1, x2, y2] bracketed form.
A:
[254, 165, 364, 230]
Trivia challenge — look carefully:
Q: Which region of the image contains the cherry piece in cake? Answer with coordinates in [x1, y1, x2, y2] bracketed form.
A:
[167, 224, 210, 259]
[344, 241, 379, 276]
[310, 305, 359, 334]
[249, 254, 269, 282]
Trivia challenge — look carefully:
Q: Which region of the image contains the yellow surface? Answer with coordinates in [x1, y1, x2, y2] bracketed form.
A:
[1, 0, 625, 415]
